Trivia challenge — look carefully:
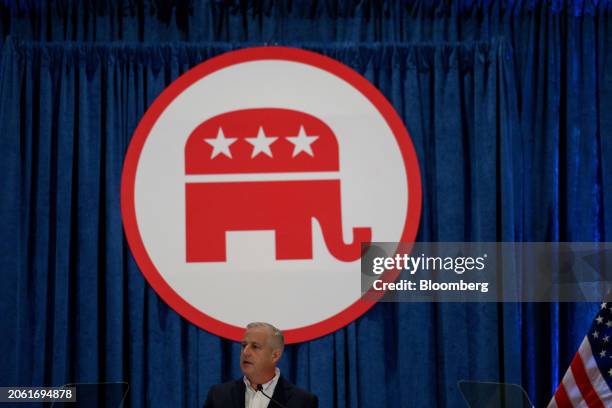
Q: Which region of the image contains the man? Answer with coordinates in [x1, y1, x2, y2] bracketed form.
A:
[203, 322, 318, 408]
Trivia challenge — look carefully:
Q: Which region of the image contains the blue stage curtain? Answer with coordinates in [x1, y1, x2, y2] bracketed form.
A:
[0, 1, 610, 407]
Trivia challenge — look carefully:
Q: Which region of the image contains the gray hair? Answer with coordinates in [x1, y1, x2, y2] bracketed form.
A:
[246, 322, 285, 350]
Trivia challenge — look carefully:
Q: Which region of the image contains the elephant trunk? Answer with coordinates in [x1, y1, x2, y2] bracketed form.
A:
[317, 201, 371, 262]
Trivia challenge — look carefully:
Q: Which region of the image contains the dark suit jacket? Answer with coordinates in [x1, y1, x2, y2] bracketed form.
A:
[203, 375, 318, 408]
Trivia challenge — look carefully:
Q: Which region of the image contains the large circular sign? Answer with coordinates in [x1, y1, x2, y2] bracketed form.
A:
[121, 47, 421, 343]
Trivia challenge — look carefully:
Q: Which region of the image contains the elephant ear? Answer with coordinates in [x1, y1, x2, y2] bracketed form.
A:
[185, 108, 339, 175]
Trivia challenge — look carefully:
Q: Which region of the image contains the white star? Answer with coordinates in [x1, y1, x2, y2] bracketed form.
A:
[597, 315, 604, 324]
[604, 335, 610, 343]
[593, 331, 600, 339]
[602, 302, 607, 309]
[245, 127, 277, 158]
[601, 350, 607, 357]
[286, 126, 318, 157]
[606, 321, 612, 328]
[205, 128, 237, 159]
[609, 368, 612, 377]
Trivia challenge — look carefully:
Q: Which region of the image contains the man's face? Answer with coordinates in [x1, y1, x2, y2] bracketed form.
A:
[240, 326, 281, 384]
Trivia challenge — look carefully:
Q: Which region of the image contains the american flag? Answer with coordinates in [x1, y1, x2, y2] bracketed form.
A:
[548, 303, 612, 407]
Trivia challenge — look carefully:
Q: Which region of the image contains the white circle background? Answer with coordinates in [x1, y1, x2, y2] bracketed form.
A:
[134, 60, 409, 330]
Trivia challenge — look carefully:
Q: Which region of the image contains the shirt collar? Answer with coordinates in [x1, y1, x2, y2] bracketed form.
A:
[243, 367, 280, 392]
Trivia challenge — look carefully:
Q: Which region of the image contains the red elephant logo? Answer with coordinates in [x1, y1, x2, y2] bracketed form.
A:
[184, 108, 372, 262]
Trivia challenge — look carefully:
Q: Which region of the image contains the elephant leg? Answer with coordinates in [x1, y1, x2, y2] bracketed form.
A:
[186, 227, 227, 262]
[275, 218, 313, 260]
[185, 184, 228, 262]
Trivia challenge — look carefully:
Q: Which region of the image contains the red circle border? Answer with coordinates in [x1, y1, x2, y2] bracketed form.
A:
[120, 46, 422, 344]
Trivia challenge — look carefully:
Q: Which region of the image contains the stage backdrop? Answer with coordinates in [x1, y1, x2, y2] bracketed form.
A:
[0, 1, 610, 407]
